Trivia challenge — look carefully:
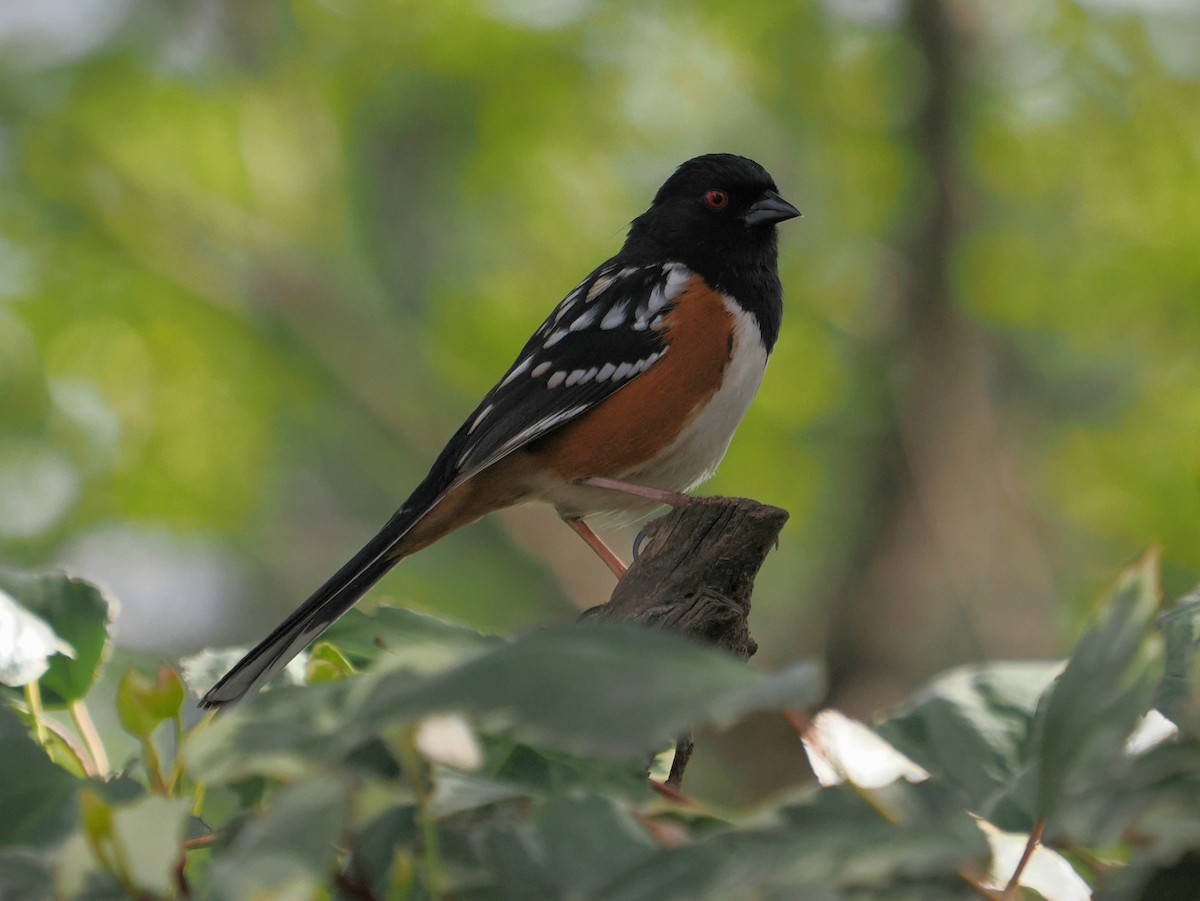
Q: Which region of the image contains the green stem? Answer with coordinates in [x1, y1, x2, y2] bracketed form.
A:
[24, 680, 48, 747]
[166, 718, 186, 796]
[191, 781, 207, 819]
[187, 713, 219, 816]
[70, 700, 110, 777]
[142, 736, 167, 795]
[24, 681, 51, 748]
[396, 742, 444, 899]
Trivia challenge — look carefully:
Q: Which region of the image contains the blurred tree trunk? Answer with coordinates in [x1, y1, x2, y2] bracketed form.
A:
[819, 0, 1061, 713]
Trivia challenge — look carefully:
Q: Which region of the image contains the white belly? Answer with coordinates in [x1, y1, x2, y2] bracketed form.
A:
[626, 299, 767, 492]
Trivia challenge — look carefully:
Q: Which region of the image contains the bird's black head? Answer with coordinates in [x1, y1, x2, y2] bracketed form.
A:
[624, 153, 799, 273]
[623, 153, 799, 349]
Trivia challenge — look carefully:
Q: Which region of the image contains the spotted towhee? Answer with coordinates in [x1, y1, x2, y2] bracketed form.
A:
[201, 153, 800, 708]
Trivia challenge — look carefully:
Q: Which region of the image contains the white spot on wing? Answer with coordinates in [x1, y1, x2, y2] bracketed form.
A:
[531, 361, 551, 378]
[601, 302, 628, 330]
[564, 369, 587, 387]
[612, 361, 632, 381]
[467, 403, 494, 434]
[563, 275, 589, 304]
[630, 264, 688, 332]
[569, 306, 598, 331]
[551, 299, 577, 325]
[597, 362, 616, 382]
[646, 284, 668, 315]
[544, 329, 568, 348]
[587, 274, 614, 300]
[663, 262, 691, 292]
[498, 357, 531, 387]
[546, 371, 566, 388]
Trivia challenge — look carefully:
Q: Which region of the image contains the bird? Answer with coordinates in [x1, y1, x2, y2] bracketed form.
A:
[200, 153, 800, 708]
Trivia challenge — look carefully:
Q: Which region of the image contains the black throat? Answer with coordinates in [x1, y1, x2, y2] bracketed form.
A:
[690, 237, 784, 353]
[620, 227, 785, 353]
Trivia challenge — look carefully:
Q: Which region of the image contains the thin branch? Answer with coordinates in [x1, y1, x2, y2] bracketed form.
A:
[1004, 819, 1046, 896]
[24, 680, 48, 746]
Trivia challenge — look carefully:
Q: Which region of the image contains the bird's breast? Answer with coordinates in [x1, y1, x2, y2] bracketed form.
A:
[523, 284, 769, 523]
[623, 297, 767, 495]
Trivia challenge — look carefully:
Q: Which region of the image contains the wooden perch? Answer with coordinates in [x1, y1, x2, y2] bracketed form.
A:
[581, 495, 789, 789]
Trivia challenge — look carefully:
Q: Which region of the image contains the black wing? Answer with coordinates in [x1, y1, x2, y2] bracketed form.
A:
[436, 259, 694, 483]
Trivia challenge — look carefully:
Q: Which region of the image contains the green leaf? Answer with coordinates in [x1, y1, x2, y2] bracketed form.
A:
[594, 780, 987, 900]
[0, 848, 53, 901]
[481, 827, 562, 900]
[875, 661, 1059, 830]
[0, 570, 114, 707]
[305, 640, 355, 684]
[0, 705, 79, 847]
[1030, 550, 1165, 826]
[115, 666, 185, 739]
[185, 681, 352, 784]
[202, 780, 348, 899]
[537, 795, 656, 895]
[342, 807, 419, 899]
[1155, 588, 1200, 737]
[42, 727, 90, 779]
[322, 604, 503, 673]
[109, 795, 192, 897]
[428, 765, 530, 819]
[0, 588, 74, 687]
[1065, 739, 1200, 879]
[489, 741, 652, 800]
[350, 622, 823, 758]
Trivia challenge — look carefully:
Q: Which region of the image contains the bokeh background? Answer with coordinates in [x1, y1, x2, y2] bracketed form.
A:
[2, 0, 1198, 802]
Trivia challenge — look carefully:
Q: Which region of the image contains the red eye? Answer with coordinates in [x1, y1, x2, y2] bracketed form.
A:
[704, 190, 728, 209]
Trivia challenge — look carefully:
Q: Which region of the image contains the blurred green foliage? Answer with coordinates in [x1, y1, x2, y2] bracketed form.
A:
[1, 0, 1199, 800]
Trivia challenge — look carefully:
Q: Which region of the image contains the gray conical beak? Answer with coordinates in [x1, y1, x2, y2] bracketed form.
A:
[743, 191, 801, 227]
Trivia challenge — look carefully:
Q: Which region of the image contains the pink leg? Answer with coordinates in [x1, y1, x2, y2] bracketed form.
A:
[561, 516, 627, 578]
[577, 476, 691, 507]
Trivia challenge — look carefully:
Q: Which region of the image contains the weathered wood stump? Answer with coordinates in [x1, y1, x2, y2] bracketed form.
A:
[581, 495, 789, 789]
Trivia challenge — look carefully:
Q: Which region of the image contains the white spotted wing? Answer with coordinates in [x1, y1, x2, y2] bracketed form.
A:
[435, 260, 694, 483]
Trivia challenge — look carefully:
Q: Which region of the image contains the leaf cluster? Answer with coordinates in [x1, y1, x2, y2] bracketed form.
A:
[3, 553, 1200, 899]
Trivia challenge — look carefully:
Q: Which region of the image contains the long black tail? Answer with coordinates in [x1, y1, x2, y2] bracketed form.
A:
[199, 493, 438, 709]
